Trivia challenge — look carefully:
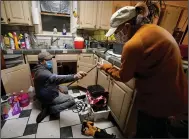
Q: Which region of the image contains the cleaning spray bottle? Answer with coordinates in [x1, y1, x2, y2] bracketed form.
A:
[24, 33, 31, 49]
[8, 33, 15, 50]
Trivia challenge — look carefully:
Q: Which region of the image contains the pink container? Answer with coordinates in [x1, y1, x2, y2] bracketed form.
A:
[19, 93, 30, 107]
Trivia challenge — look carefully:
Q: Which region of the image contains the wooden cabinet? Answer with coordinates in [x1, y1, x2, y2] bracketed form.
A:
[1, 1, 8, 24]
[159, 6, 182, 34]
[1, 64, 33, 94]
[78, 54, 97, 65]
[108, 78, 134, 130]
[97, 70, 110, 91]
[78, 1, 98, 29]
[96, 1, 113, 30]
[4, 1, 31, 25]
[77, 61, 97, 88]
[109, 79, 125, 120]
[77, 1, 113, 30]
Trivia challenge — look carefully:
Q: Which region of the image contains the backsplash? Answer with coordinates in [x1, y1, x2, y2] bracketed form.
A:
[1, 24, 35, 35]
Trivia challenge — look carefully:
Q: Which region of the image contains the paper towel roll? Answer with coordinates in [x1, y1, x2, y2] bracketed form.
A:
[32, 7, 39, 25]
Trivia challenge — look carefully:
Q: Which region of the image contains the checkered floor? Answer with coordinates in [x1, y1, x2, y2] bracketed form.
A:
[1, 87, 123, 138]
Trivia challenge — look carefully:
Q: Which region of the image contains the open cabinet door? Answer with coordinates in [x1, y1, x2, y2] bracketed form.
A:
[1, 64, 33, 94]
[77, 62, 97, 88]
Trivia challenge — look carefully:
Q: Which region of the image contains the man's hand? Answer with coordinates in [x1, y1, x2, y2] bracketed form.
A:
[74, 71, 87, 79]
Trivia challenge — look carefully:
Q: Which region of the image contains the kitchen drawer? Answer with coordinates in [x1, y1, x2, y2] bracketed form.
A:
[26, 55, 38, 62]
[78, 54, 96, 64]
[56, 54, 78, 61]
[4, 54, 24, 68]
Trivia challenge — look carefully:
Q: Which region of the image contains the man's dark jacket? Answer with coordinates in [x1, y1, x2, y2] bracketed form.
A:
[33, 64, 75, 104]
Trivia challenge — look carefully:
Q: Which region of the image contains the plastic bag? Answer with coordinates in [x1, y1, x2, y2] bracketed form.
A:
[28, 86, 35, 101]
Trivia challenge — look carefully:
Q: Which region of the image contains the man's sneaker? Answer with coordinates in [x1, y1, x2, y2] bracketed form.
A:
[36, 107, 49, 123]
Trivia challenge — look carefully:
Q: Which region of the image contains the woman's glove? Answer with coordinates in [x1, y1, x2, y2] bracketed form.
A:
[97, 63, 113, 72]
[107, 67, 118, 74]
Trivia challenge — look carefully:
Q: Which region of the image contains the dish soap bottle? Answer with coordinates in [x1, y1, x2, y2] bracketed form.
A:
[24, 33, 31, 49]
[62, 24, 67, 35]
[53, 26, 57, 34]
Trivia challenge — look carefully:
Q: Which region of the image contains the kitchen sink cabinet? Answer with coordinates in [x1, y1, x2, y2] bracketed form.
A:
[77, 61, 97, 88]
[1, 1, 8, 24]
[97, 70, 110, 92]
[4, 1, 32, 25]
[1, 64, 33, 94]
[78, 54, 97, 65]
[108, 79, 126, 121]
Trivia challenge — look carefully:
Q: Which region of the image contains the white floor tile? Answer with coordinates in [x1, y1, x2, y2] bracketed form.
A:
[68, 90, 73, 95]
[23, 100, 41, 110]
[70, 93, 81, 98]
[80, 90, 86, 96]
[28, 108, 49, 124]
[17, 134, 35, 138]
[94, 120, 114, 129]
[60, 110, 80, 127]
[105, 126, 123, 138]
[1, 117, 28, 138]
[72, 124, 93, 138]
[36, 120, 60, 138]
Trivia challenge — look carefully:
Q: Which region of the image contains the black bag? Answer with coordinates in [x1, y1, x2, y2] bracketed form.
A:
[87, 85, 106, 98]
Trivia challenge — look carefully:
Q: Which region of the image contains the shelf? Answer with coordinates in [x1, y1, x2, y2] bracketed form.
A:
[41, 12, 70, 17]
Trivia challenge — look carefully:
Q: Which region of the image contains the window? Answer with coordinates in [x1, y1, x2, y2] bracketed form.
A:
[40, 1, 71, 33]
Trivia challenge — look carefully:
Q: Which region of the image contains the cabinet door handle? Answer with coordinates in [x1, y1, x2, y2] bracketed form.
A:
[8, 18, 10, 22]
[1, 18, 4, 21]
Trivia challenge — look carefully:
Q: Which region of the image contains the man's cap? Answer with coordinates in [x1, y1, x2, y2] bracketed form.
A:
[38, 52, 55, 61]
[105, 2, 149, 37]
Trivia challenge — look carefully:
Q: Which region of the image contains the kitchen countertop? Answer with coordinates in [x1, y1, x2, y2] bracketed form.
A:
[2, 48, 187, 69]
[2, 48, 122, 68]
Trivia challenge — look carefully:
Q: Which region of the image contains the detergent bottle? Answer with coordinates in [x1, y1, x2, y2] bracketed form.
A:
[13, 32, 19, 50]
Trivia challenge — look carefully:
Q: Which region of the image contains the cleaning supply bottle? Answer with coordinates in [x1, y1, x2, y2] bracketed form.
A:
[24, 33, 31, 49]
[18, 34, 26, 49]
[13, 32, 19, 50]
[8, 33, 15, 50]
[62, 24, 67, 35]
[53, 26, 57, 34]
[4, 35, 10, 48]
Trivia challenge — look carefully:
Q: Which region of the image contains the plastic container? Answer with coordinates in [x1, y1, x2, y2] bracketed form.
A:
[91, 106, 110, 121]
[74, 37, 84, 49]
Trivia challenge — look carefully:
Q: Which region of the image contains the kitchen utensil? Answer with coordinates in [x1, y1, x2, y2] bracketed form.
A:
[74, 37, 84, 49]
[112, 43, 124, 55]
[67, 64, 97, 87]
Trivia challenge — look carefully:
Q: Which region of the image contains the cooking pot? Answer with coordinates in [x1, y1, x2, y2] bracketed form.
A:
[113, 43, 124, 55]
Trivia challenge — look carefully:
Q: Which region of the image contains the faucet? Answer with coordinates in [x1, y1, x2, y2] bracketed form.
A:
[51, 36, 60, 45]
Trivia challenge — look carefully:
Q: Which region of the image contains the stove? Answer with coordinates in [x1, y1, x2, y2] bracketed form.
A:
[106, 50, 121, 60]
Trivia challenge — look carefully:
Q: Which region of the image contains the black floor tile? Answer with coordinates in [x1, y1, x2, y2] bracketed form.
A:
[60, 126, 73, 138]
[72, 89, 80, 94]
[19, 109, 32, 118]
[23, 123, 38, 136]
[1, 120, 6, 129]
[108, 113, 117, 127]
[50, 113, 60, 121]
